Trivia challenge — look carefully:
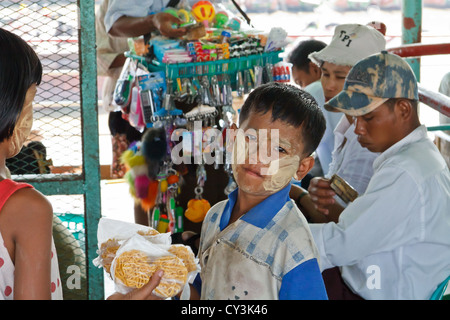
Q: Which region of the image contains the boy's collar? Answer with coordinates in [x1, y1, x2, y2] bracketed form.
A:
[219, 184, 291, 230]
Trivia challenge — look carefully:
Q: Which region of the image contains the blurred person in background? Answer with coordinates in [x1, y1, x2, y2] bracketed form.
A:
[289, 39, 341, 183]
[290, 24, 386, 223]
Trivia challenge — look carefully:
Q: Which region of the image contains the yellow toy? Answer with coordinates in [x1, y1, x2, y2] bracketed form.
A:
[185, 198, 211, 223]
[177, 8, 192, 24]
[191, 0, 215, 26]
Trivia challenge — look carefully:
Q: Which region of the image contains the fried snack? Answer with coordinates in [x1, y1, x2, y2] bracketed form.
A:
[137, 228, 159, 236]
[329, 174, 359, 203]
[114, 249, 188, 298]
[168, 244, 197, 273]
[99, 239, 121, 274]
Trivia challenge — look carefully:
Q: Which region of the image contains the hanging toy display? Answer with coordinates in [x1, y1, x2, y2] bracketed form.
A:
[225, 16, 241, 31]
[120, 141, 159, 212]
[177, 8, 193, 25]
[213, 11, 228, 28]
[185, 164, 211, 223]
[163, 7, 179, 19]
[191, 0, 215, 27]
[120, 123, 185, 233]
[117, 0, 288, 236]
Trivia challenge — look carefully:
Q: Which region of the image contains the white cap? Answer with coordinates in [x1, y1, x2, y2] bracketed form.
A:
[308, 24, 386, 67]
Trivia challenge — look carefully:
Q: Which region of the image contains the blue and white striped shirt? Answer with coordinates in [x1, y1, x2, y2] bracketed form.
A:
[196, 184, 328, 300]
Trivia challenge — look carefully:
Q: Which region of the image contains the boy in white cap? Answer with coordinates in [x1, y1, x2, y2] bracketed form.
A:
[291, 24, 386, 223]
[310, 51, 450, 299]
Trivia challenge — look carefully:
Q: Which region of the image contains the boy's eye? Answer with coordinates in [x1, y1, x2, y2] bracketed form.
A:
[276, 146, 287, 154]
[245, 133, 257, 141]
[363, 115, 374, 122]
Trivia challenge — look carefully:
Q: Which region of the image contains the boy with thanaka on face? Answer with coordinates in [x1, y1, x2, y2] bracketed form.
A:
[187, 82, 328, 300]
[109, 83, 328, 300]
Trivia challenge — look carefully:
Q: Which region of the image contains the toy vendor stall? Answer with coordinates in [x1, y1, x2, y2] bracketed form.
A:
[113, 0, 290, 235]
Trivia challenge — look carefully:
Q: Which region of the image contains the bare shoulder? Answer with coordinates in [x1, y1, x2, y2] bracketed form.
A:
[2, 187, 53, 227]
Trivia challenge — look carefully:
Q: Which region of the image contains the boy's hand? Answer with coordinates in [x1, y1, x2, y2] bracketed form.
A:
[308, 177, 336, 215]
[107, 270, 164, 300]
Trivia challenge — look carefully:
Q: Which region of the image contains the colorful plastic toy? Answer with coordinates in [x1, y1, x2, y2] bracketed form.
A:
[191, 0, 215, 26]
[226, 17, 241, 31]
[214, 11, 228, 28]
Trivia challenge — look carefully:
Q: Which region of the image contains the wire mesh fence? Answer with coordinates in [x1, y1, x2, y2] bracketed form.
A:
[1, 0, 92, 299]
[2, 0, 82, 174]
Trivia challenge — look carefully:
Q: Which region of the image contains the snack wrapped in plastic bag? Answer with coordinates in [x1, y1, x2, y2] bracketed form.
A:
[111, 234, 188, 298]
[98, 238, 121, 274]
[168, 244, 198, 274]
[93, 217, 170, 275]
[168, 244, 201, 300]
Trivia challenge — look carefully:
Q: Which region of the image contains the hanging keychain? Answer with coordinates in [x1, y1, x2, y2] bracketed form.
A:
[166, 167, 183, 233]
[210, 74, 222, 107]
[151, 204, 161, 230]
[185, 164, 210, 223]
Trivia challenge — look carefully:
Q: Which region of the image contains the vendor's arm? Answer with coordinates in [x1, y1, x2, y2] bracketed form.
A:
[109, 12, 186, 38]
[109, 53, 126, 69]
[104, 0, 187, 38]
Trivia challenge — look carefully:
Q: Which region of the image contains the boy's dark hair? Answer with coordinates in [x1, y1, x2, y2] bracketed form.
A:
[288, 39, 327, 72]
[239, 82, 326, 157]
[0, 28, 42, 142]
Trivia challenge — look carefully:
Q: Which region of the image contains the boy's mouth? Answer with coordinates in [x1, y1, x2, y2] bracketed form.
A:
[243, 167, 264, 178]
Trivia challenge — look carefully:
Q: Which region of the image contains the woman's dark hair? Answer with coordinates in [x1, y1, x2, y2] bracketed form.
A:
[239, 82, 326, 156]
[0, 28, 42, 142]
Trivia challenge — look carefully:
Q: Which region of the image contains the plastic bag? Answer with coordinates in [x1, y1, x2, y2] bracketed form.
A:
[93, 218, 170, 276]
[94, 218, 200, 299]
[168, 243, 200, 300]
[111, 234, 187, 298]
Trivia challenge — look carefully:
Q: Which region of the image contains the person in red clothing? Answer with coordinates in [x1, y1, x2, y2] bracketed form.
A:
[0, 28, 62, 299]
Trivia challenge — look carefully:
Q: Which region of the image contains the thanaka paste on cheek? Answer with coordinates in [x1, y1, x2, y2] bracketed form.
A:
[7, 99, 33, 159]
[231, 127, 302, 194]
[261, 155, 300, 193]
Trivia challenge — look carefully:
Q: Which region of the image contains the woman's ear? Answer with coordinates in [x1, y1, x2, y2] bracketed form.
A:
[294, 155, 315, 181]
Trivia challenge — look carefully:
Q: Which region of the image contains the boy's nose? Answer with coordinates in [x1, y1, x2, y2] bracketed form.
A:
[323, 82, 338, 98]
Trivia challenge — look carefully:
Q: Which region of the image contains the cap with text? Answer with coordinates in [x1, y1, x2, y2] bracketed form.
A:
[308, 24, 386, 67]
[324, 51, 419, 116]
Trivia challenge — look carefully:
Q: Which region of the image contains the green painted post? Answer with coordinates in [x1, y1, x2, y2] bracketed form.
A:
[78, 0, 104, 300]
[402, 0, 422, 81]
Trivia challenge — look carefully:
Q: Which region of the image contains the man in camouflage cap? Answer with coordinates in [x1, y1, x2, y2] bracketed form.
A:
[324, 50, 418, 118]
[309, 51, 450, 299]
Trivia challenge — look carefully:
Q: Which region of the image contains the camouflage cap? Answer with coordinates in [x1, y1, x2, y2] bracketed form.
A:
[324, 51, 419, 116]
